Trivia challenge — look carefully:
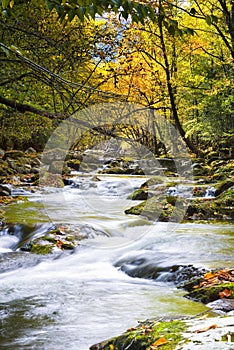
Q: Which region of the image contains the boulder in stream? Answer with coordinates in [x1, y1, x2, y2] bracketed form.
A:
[0, 184, 11, 196]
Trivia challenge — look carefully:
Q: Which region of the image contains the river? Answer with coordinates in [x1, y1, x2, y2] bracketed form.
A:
[0, 175, 233, 349]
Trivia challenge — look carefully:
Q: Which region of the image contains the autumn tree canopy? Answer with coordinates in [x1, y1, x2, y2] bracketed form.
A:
[0, 0, 233, 154]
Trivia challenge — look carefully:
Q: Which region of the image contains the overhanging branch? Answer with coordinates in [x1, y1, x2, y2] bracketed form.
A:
[0, 94, 63, 119]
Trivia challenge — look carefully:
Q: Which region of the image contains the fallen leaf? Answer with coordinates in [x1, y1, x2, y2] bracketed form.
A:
[219, 288, 232, 299]
[127, 327, 137, 332]
[150, 337, 168, 347]
[195, 324, 218, 333]
[198, 314, 209, 320]
[56, 240, 64, 248]
[204, 272, 215, 279]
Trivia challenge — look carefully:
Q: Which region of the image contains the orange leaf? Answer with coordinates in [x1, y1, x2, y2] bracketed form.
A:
[204, 272, 215, 279]
[219, 288, 232, 299]
[151, 337, 168, 347]
[195, 324, 218, 333]
[127, 327, 137, 332]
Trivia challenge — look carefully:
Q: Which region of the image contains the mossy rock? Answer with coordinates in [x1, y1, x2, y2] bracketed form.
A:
[39, 172, 64, 187]
[66, 159, 81, 171]
[125, 195, 187, 222]
[31, 242, 53, 255]
[41, 148, 67, 165]
[3, 150, 25, 160]
[101, 167, 132, 174]
[140, 177, 165, 189]
[187, 283, 234, 304]
[211, 160, 234, 181]
[0, 159, 14, 176]
[127, 189, 150, 200]
[215, 179, 234, 196]
[48, 160, 71, 176]
[90, 319, 186, 350]
[185, 188, 234, 221]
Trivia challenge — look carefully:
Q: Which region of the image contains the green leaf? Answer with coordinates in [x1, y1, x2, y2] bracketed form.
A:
[169, 19, 178, 28]
[77, 7, 86, 21]
[88, 4, 96, 19]
[168, 25, 176, 36]
[47, 2, 56, 11]
[0, 44, 10, 57]
[190, 8, 196, 15]
[2, 0, 10, 10]
[183, 27, 194, 35]
[205, 15, 212, 25]
[211, 15, 218, 23]
[68, 9, 76, 21]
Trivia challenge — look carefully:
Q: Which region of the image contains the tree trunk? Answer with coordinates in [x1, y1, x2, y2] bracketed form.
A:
[158, 3, 201, 156]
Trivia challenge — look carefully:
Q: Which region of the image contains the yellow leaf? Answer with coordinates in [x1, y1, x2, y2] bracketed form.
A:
[204, 272, 215, 279]
[109, 345, 114, 350]
[195, 324, 218, 333]
[151, 337, 168, 347]
[9, 1, 14, 8]
[199, 314, 209, 320]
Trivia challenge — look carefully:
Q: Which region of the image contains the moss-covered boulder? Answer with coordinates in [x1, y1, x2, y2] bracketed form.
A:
[99, 158, 145, 175]
[215, 179, 234, 196]
[185, 187, 234, 221]
[66, 159, 81, 171]
[187, 283, 234, 304]
[39, 172, 64, 187]
[0, 184, 11, 196]
[211, 159, 234, 181]
[127, 189, 152, 200]
[0, 159, 14, 176]
[125, 195, 187, 222]
[183, 268, 234, 305]
[90, 319, 186, 350]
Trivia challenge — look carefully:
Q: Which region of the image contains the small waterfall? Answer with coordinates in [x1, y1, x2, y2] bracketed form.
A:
[205, 186, 216, 198]
[0, 223, 54, 252]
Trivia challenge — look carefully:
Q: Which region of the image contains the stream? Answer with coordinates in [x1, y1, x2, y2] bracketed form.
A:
[0, 175, 234, 349]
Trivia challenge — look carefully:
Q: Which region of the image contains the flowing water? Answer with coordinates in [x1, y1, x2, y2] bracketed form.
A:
[0, 175, 233, 349]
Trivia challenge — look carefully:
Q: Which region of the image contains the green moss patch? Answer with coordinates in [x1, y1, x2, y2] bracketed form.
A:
[92, 319, 186, 350]
[187, 283, 234, 304]
[183, 268, 234, 304]
[125, 195, 187, 222]
[186, 188, 234, 221]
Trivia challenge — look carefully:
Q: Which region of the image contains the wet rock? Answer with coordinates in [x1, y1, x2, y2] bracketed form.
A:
[207, 299, 234, 313]
[0, 184, 11, 196]
[3, 150, 25, 160]
[0, 149, 5, 158]
[125, 195, 187, 222]
[90, 318, 186, 350]
[39, 172, 64, 187]
[48, 160, 70, 176]
[0, 159, 14, 176]
[66, 159, 81, 171]
[25, 147, 37, 154]
[215, 179, 234, 196]
[182, 268, 234, 311]
[185, 188, 234, 221]
[90, 313, 234, 350]
[19, 223, 108, 255]
[41, 148, 67, 165]
[115, 256, 207, 286]
[127, 188, 151, 200]
[100, 158, 145, 175]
